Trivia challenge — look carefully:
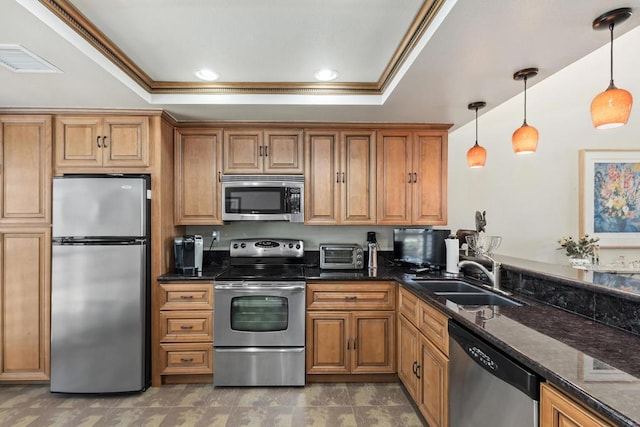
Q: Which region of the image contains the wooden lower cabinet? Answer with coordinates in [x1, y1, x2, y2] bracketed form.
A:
[0, 227, 51, 381]
[306, 281, 396, 376]
[157, 282, 214, 382]
[540, 383, 614, 427]
[397, 287, 449, 427]
[306, 311, 395, 375]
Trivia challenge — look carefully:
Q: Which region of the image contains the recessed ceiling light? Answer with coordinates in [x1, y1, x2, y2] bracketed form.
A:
[195, 69, 219, 81]
[314, 69, 339, 82]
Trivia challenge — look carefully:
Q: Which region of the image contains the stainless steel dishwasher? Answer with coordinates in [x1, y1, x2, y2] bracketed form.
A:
[449, 321, 540, 427]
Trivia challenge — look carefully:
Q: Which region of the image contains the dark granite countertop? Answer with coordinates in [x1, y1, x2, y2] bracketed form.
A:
[158, 256, 640, 426]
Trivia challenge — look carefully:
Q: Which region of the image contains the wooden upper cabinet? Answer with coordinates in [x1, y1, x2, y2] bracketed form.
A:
[377, 130, 447, 225]
[55, 115, 149, 169]
[0, 115, 52, 224]
[305, 129, 376, 225]
[223, 128, 303, 174]
[413, 132, 447, 225]
[174, 128, 223, 225]
[305, 130, 341, 224]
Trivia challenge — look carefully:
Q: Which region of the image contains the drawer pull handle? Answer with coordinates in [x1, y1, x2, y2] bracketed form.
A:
[415, 363, 421, 379]
[180, 358, 194, 363]
[412, 361, 417, 375]
[180, 325, 194, 330]
[180, 295, 194, 299]
[345, 296, 357, 301]
[347, 338, 351, 350]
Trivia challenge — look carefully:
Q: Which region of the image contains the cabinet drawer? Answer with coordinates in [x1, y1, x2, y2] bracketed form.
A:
[159, 282, 213, 310]
[160, 343, 213, 375]
[307, 282, 396, 310]
[160, 312, 213, 342]
[418, 300, 449, 356]
[398, 286, 419, 325]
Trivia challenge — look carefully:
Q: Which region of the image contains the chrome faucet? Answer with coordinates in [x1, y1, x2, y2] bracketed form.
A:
[458, 256, 501, 290]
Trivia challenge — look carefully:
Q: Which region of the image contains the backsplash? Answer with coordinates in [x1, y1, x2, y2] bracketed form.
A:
[187, 223, 452, 251]
[502, 268, 640, 336]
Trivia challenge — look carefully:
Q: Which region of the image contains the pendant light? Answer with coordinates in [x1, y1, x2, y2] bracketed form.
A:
[467, 102, 487, 168]
[590, 8, 633, 129]
[512, 68, 539, 154]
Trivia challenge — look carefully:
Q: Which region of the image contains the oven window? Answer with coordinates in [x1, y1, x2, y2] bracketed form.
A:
[230, 296, 289, 331]
[324, 249, 353, 263]
[225, 188, 285, 214]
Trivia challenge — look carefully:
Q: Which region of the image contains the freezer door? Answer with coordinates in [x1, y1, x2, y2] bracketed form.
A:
[51, 243, 147, 393]
[53, 177, 147, 238]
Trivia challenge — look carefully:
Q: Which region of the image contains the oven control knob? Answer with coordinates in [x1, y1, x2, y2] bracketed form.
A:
[241, 243, 246, 248]
[288, 243, 293, 248]
[296, 243, 301, 249]
[232, 243, 239, 249]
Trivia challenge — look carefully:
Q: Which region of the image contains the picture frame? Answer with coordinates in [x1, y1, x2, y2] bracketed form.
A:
[579, 149, 640, 248]
[578, 354, 637, 383]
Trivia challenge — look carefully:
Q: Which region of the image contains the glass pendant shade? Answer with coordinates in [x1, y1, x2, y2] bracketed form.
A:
[590, 8, 633, 129]
[512, 123, 539, 154]
[590, 85, 633, 129]
[467, 143, 486, 168]
[512, 68, 539, 154]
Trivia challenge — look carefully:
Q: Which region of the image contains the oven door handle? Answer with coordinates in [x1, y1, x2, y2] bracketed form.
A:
[214, 284, 305, 291]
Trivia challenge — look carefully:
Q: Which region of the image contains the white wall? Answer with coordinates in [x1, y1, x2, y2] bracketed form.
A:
[448, 26, 640, 265]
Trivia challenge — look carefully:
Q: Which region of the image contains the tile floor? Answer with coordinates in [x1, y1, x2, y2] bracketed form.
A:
[0, 382, 426, 426]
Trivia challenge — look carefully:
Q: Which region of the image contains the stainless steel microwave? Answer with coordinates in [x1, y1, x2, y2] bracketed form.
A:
[319, 243, 364, 269]
[221, 175, 304, 222]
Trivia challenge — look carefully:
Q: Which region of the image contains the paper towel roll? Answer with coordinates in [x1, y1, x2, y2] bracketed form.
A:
[445, 238, 459, 274]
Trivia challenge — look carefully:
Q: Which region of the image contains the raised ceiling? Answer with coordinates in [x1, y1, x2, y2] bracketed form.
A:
[2, 0, 640, 127]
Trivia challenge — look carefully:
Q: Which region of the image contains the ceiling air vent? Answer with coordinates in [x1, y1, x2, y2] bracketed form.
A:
[0, 44, 61, 73]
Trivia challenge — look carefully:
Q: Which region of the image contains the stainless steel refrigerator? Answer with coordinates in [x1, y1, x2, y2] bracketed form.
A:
[51, 174, 151, 393]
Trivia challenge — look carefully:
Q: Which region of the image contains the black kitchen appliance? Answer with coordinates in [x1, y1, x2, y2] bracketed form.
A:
[174, 235, 203, 276]
[393, 228, 450, 268]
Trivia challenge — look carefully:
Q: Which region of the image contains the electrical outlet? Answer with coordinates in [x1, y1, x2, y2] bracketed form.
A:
[211, 230, 219, 242]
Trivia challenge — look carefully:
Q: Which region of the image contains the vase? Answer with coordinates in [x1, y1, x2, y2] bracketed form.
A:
[569, 257, 591, 268]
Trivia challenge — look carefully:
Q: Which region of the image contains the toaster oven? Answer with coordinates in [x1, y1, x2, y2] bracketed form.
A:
[319, 243, 364, 269]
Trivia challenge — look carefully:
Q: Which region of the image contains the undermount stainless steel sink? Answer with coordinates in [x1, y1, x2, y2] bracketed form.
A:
[413, 280, 486, 293]
[440, 292, 522, 307]
[412, 279, 523, 307]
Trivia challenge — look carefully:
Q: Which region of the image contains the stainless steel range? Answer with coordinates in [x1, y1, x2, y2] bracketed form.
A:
[213, 238, 306, 386]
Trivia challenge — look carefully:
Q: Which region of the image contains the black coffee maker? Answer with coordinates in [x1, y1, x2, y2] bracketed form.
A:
[174, 235, 203, 276]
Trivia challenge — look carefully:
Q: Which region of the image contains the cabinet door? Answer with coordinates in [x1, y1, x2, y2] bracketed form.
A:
[263, 129, 304, 174]
[0, 116, 51, 224]
[418, 335, 448, 427]
[397, 315, 420, 402]
[102, 116, 150, 167]
[306, 312, 350, 374]
[377, 131, 412, 225]
[0, 228, 51, 381]
[413, 132, 447, 225]
[304, 131, 340, 224]
[223, 129, 263, 174]
[341, 130, 376, 224]
[351, 311, 395, 374]
[540, 383, 613, 427]
[54, 116, 102, 168]
[174, 129, 223, 225]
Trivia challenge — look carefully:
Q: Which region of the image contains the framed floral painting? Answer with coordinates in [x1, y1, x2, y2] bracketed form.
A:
[580, 150, 640, 247]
